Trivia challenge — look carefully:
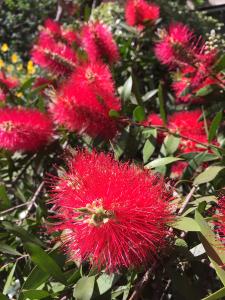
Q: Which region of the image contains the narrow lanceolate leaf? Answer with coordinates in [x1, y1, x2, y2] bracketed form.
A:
[193, 166, 225, 185]
[22, 266, 50, 290]
[214, 54, 225, 72]
[133, 106, 145, 122]
[158, 82, 166, 125]
[121, 76, 132, 102]
[0, 293, 8, 300]
[203, 286, 225, 300]
[143, 139, 155, 163]
[24, 243, 66, 284]
[195, 211, 225, 286]
[171, 217, 200, 232]
[73, 276, 96, 300]
[21, 290, 50, 300]
[3, 263, 17, 295]
[208, 111, 223, 142]
[0, 185, 10, 211]
[145, 157, 183, 169]
[97, 273, 120, 295]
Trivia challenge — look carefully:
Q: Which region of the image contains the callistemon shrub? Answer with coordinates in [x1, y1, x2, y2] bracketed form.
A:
[49, 151, 174, 272]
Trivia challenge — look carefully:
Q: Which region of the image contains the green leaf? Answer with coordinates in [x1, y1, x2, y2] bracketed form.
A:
[203, 287, 225, 300]
[0, 243, 21, 256]
[0, 294, 8, 300]
[193, 166, 225, 185]
[3, 263, 17, 295]
[97, 273, 120, 295]
[143, 139, 155, 163]
[133, 106, 145, 122]
[109, 109, 120, 119]
[214, 54, 225, 72]
[0, 185, 10, 211]
[162, 135, 180, 156]
[195, 85, 213, 97]
[195, 210, 225, 285]
[142, 89, 158, 102]
[23, 266, 50, 290]
[121, 76, 132, 102]
[171, 217, 200, 232]
[24, 243, 66, 284]
[158, 82, 166, 125]
[145, 157, 183, 169]
[208, 111, 223, 142]
[2, 222, 43, 246]
[73, 276, 96, 300]
[22, 290, 50, 300]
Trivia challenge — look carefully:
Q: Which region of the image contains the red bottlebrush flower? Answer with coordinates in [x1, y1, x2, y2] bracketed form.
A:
[81, 22, 119, 64]
[0, 88, 6, 102]
[0, 108, 53, 152]
[125, 0, 159, 30]
[62, 29, 80, 46]
[44, 18, 62, 38]
[50, 62, 121, 139]
[168, 110, 208, 153]
[49, 150, 174, 272]
[0, 72, 19, 90]
[32, 34, 77, 75]
[155, 23, 195, 67]
[171, 161, 188, 178]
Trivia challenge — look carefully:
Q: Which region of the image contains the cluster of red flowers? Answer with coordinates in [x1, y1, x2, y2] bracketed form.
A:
[125, 0, 160, 30]
[144, 110, 212, 176]
[0, 108, 53, 152]
[0, 72, 19, 102]
[50, 62, 121, 138]
[31, 19, 78, 75]
[49, 150, 174, 272]
[155, 23, 220, 103]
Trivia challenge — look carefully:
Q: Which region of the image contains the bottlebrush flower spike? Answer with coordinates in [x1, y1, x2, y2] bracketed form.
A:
[32, 34, 77, 75]
[168, 110, 209, 153]
[155, 23, 195, 67]
[81, 22, 119, 64]
[0, 108, 53, 152]
[49, 150, 174, 272]
[125, 0, 160, 30]
[0, 72, 19, 90]
[43, 18, 62, 38]
[50, 62, 121, 139]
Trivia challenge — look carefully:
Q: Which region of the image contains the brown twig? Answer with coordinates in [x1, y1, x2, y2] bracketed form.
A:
[128, 262, 157, 300]
[122, 118, 221, 151]
[18, 182, 45, 224]
[178, 185, 197, 215]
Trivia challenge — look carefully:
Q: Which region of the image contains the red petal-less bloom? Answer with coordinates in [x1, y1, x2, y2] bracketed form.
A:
[168, 110, 208, 153]
[32, 34, 77, 75]
[171, 161, 188, 178]
[125, 0, 159, 30]
[49, 150, 174, 272]
[50, 62, 121, 139]
[0, 108, 53, 152]
[155, 23, 195, 67]
[81, 22, 119, 64]
[0, 72, 19, 90]
[43, 18, 62, 38]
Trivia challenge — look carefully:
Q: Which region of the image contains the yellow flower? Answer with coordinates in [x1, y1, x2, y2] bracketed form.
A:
[7, 65, 13, 73]
[16, 92, 23, 98]
[27, 60, 35, 75]
[11, 53, 19, 63]
[0, 59, 5, 68]
[1, 43, 9, 52]
[17, 63, 23, 71]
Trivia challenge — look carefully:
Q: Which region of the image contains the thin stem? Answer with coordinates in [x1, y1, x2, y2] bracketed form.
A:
[178, 185, 197, 215]
[128, 262, 157, 300]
